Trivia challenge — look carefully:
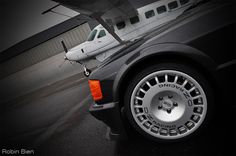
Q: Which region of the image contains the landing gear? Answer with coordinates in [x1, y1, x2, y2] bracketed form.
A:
[79, 62, 92, 77]
[84, 69, 91, 77]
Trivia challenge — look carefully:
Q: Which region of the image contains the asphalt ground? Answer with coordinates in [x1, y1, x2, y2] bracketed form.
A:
[1, 73, 235, 156]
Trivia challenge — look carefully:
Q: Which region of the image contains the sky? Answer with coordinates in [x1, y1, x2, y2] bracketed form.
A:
[0, 0, 79, 52]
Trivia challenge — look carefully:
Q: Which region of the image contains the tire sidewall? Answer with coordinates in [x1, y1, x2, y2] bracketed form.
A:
[124, 62, 214, 143]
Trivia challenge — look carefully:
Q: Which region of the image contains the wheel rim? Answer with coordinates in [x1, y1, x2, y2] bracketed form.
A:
[130, 70, 207, 140]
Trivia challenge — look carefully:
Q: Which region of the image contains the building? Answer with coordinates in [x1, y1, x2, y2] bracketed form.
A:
[0, 14, 98, 78]
[0, 15, 98, 103]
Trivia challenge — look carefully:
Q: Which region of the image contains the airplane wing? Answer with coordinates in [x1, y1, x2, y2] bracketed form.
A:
[52, 0, 137, 21]
[52, 0, 139, 43]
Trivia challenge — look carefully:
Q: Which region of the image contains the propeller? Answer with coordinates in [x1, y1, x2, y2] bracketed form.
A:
[61, 40, 68, 53]
[58, 59, 67, 68]
[58, 40, 70, 68]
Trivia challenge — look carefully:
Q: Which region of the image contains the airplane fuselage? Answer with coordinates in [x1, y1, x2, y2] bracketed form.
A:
[65, 0, 194, 62]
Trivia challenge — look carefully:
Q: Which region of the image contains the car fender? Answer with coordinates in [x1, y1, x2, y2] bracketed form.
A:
[112, 43, 217, 102]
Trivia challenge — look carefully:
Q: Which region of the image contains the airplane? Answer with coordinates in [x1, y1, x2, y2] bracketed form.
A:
[55, 0, 198, 76]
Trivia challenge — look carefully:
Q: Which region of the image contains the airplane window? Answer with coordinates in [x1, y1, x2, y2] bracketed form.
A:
[168, 1, 178, 10]
[97, 30, 106, 38]
[87, 29, 97, 41]
[130, 16, 140, 24]
[116, 21, 126, 30]
[179, 0, 189, 5]
[156, 5, 167, 14]
[145, 10, 155, 19]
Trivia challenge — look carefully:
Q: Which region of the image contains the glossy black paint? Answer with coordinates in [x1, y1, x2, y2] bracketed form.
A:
[89, 1, 235, 138]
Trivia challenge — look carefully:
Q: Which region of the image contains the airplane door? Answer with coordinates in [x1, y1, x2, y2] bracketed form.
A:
[88, 29, 114, 56]
[97, 30, 109, 52]
[83, 29, 99, 57]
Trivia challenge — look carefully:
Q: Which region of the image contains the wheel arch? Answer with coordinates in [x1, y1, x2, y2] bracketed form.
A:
[113, 43, 218, 108]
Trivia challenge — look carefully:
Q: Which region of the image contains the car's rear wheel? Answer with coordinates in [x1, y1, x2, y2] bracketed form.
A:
[124, 62, 213, 142]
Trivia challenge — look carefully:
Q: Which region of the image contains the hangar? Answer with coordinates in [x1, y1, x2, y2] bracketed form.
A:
[0, 14, 98, 103]
[0, 15, 97, 78]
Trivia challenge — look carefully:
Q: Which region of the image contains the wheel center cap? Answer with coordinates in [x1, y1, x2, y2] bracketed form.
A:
[161, 99, 173, 109]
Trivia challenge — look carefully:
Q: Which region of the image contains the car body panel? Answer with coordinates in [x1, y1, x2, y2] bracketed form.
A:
[89, 1, 235, 138]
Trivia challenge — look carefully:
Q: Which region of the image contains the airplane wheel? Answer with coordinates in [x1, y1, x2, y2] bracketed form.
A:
[124, 62, 214, 142]
[84, 69, 91, 77]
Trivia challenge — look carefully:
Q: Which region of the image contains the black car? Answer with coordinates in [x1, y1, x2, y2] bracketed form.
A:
[88, 0, 235, 142]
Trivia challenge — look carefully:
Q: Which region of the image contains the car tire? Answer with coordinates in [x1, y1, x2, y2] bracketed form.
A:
[124, 62, 214, 142]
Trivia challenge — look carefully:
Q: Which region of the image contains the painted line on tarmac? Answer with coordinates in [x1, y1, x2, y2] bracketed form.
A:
[32, 95, 92, 148]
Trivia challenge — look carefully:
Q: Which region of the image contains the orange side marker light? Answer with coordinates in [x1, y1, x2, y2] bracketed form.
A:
[88, 80, 103, 101]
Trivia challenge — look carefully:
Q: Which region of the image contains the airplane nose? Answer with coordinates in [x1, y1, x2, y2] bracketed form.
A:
[64, 55, 68, 60]
[65, 51, 80, 61]
[65, 52, 73, 60]
[65, 53, 69, 60]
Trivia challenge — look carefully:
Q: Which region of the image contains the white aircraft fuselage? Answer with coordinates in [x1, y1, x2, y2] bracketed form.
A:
[65, 0, 194, 62]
